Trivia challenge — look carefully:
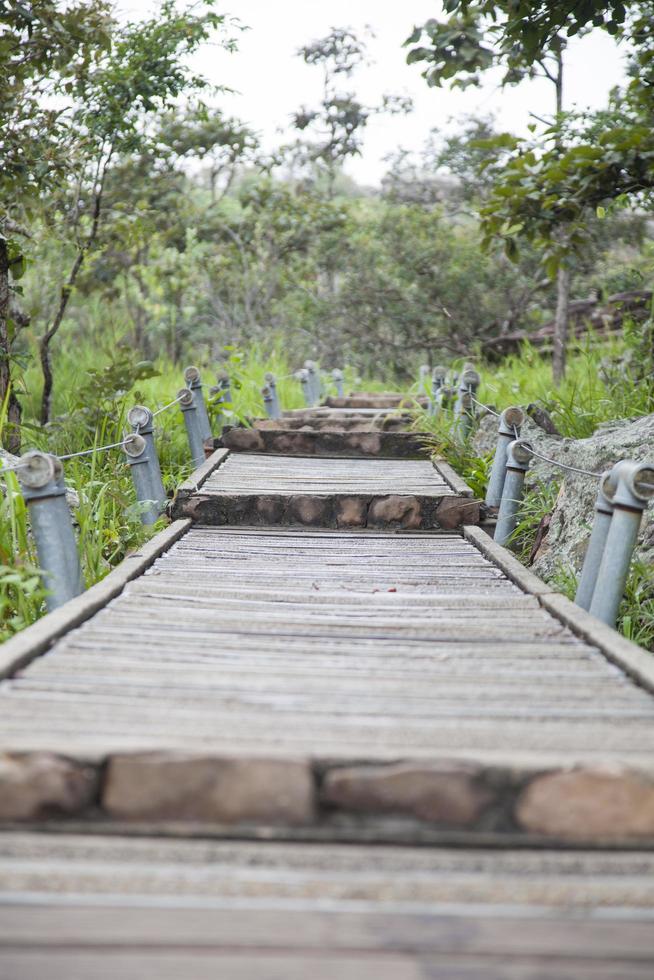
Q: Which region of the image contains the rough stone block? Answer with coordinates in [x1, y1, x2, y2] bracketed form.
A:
[289, 495, 330, 526]
[436, 497, 480, 530]
[0, 752, 97, 820]
[336, 496, 368, 527]
[256, 495, 285, 523]
[348, 433, 382, 456]
[322, 762, 493, 825]
[103, 753, 315, 824]
[271, 433, 316, 455]
[516, 768, 654, 839]
[368, 495, 422, 529]
[223, 428, 264, 452]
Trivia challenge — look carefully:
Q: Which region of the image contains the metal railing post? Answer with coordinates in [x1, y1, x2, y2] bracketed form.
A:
[297, 368, 312, 407]
[17, 451, 84, 611]
[264, 372, 282, 419]
[332, 369, 344, 398]
[216, 371, 232, 407]
[126, 406, 166, 509]
[436, 385, 455, 415]
[123, 433, 163, 525]
[418, 364, 430, 397]
[184, 366, 212, 442]
[485, 406, 525, 508]
[261, 384, 275, 419]
[429, 366, 447, 416]
[574, 468, 615, 610]
[494, 439, 533, 546]
[589, 461, 654, 627]
[177, 387, 206, 468]
[305, 361, 320, 406]
[454, 368, 480, 422]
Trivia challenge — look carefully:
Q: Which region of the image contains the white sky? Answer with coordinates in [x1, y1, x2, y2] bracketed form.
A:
[118, 0, 629, 186]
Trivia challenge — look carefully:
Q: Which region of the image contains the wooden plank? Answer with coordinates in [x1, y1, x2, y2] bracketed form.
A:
[174, 448, 229, 498]
[0, 520, 192, 681]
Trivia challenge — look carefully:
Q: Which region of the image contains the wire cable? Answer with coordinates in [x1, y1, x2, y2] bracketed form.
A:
[59, 438, 131, 461]
[152, 393, 186, 417]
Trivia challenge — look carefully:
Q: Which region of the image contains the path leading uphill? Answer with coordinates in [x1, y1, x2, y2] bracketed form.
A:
[1, 395, 654, 977]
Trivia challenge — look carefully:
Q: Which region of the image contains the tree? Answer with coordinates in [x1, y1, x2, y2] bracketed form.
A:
[36, 0, 235, 424]
[406, 4, 575, 380]
[288, 27, 412, 199]
[406, 1, 654, 381]
[159, 105, 258, 203]
[0, 0, 112, 450]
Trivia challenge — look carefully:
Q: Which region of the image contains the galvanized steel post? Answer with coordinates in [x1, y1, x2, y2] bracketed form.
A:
[589, 461, 654, 627]
[264, 372, 282, 419]
[429, 366, 447, 416]
[305, 361, 320, 406]
[332, 369, 344, 398]
[261, 384, 275, 419]
[297, 368, 312, 407]
[574, 468, 615, 610]
[17, 451, 84, 611]
[184, 366, 212, 442]
[485, 406, 525, 508]
[122, 433, 162, 525]
[177, 387, 206, 468]
[418, 364, 430, 397]
[454, 367, 480, 420]
[126, 405, 166, 509]
[494, 439, 533, 547]
[216, 371, 232, 407]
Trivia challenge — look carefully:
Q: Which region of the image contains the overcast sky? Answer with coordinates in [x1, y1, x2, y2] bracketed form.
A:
[119, 0, 629, 186]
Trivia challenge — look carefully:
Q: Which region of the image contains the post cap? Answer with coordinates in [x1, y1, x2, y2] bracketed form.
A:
[127, 405, 153, 430]
[216, 371, 230, 384]
[184, 365, 201, 384]
[17, 451, 58, 490]
[264, 371, 275, 383]
[123, 433, 147, 459]
[432, 365, 447, 380]
[507, 439, 533, 467]
[304, 360, 316, 372]
[332, 369, 343, 380]
[501, 406, 525, 429]
[296, 369, 309, 382]
[612, 459, 654, 507]
[461, 368, 481, 388]
[419, 364, 430, 375]
[177, 388, 195, 408]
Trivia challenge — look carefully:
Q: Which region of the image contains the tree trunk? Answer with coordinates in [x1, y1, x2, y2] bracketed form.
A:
[0, 239, 22, 453]
[39, 168, 107, 425]
[552, 265, 570, 384]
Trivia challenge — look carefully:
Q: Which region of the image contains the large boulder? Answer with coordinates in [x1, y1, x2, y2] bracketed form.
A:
[472, 409, 654, 579]
[528, 413, 654, 579]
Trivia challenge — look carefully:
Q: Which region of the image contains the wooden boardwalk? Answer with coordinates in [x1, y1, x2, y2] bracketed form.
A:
[1, 425, 654, 976]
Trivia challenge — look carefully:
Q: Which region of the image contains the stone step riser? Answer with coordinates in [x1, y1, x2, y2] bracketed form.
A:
[4, 752, 654, 848]
[217, 428, 431, 458]
[171, 492, 480, 530]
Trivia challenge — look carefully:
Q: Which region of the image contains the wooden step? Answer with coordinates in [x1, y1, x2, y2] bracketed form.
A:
[2, 527, 654, 846]
[1, 833, 653, 978]
[173, 453, 478, 529]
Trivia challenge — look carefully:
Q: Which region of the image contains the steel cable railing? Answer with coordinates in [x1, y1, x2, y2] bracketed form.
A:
[432, 367, 654, 629]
